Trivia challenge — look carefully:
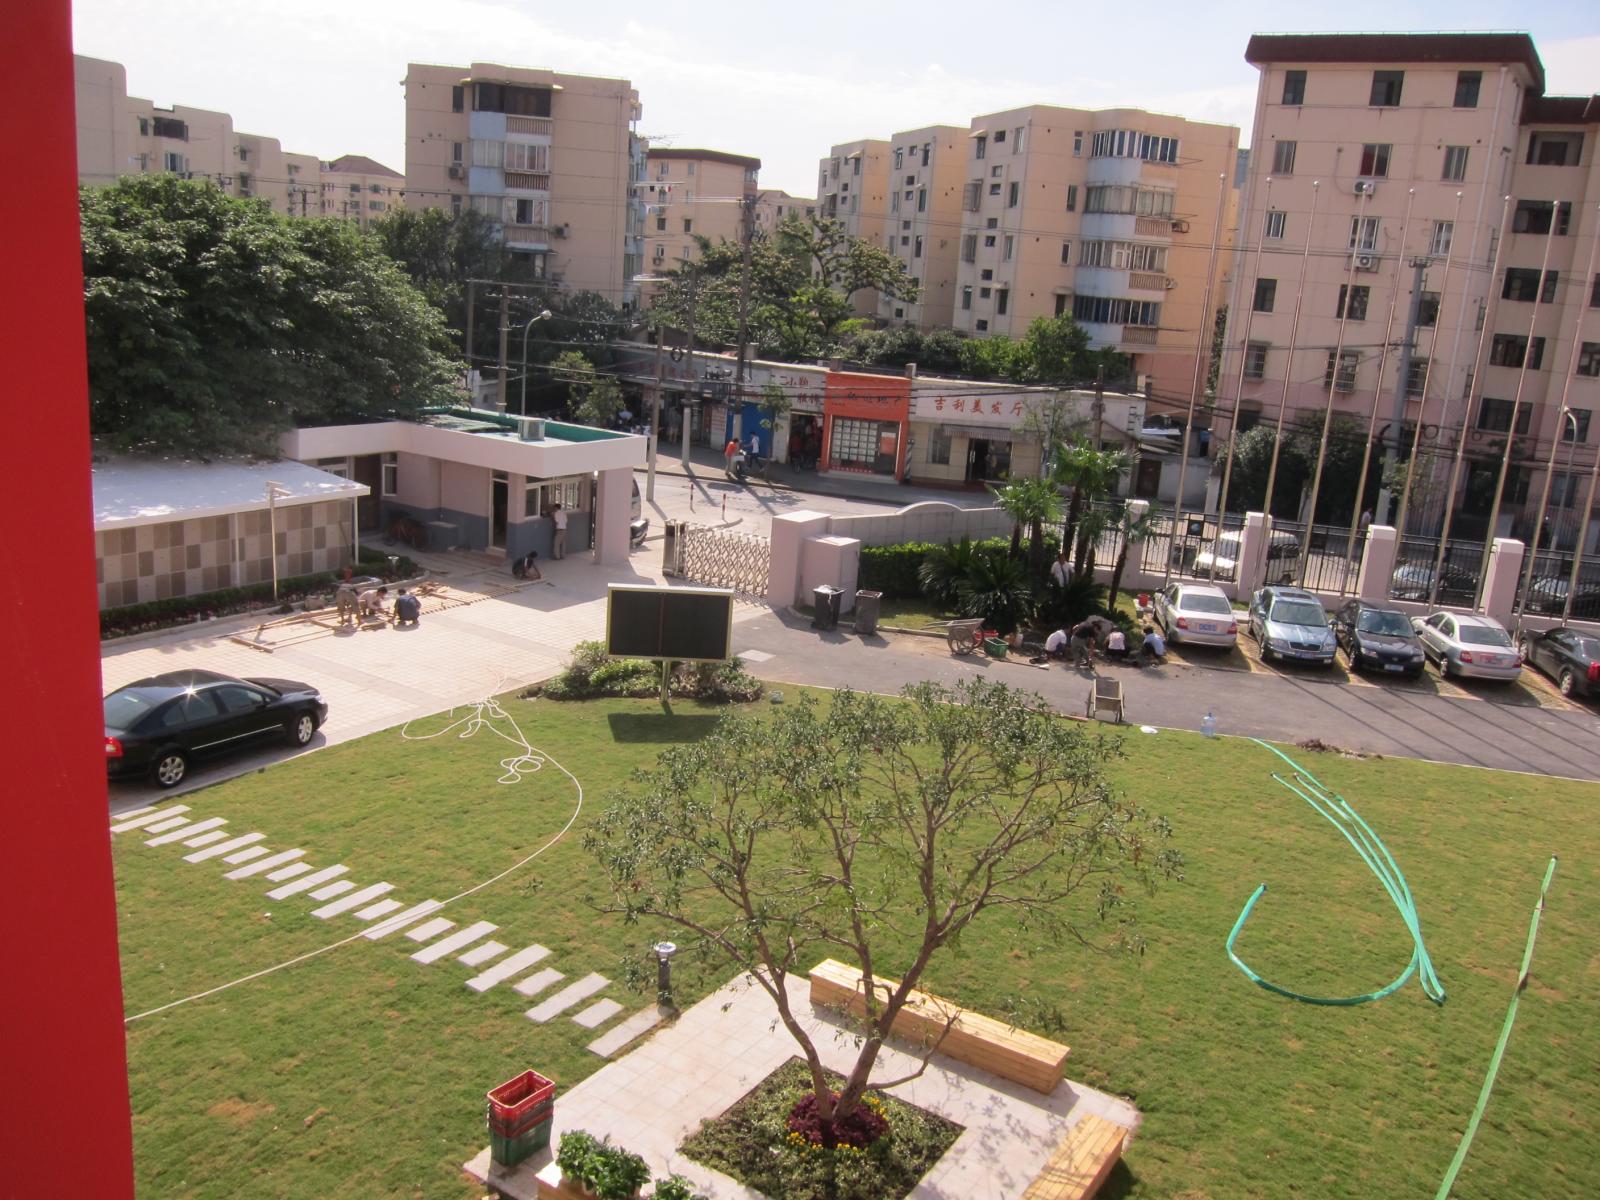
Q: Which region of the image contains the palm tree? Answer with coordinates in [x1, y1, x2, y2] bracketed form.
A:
[1053, 443, 1130, 572]
[955, 546, 1034, 635]
[991, 477, 1064, 570]
[1106, 507, 1159, 611]
[917, 536, 982, 611]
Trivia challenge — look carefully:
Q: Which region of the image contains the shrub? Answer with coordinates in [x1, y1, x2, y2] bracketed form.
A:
[532, 644, 763, 703]
[857, 542, 937, 599]
[787, 1089, 890, 1149]
[1032, 575, 1108, 633]
[953, 546, 1034, 636]
[555, 1130, 650, 1200]
[651, 1177, 707, 1200]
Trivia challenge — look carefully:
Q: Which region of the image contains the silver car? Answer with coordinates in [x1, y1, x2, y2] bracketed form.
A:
[1247, 585, 1336, 666]
[1413, 611, 1522, 682]
[1153, 582, 1239, 647]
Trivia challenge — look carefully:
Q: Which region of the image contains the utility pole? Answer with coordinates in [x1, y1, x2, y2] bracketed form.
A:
[495, 287, 511, 412]
[1379, 257, 1428, 521]
[681, 267, 698, 470]
[465, 280, 477, 392]
[731, 193, 757, 449]
[647, 326, 665, 501]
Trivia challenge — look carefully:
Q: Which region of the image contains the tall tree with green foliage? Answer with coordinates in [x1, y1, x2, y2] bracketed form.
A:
[586, 680, 1180, 1136]
[82, 176, 460, 457]
[1053, 442, 1130, 571]
[992, 477, 1064, 572]
[550, 350, 624, 427]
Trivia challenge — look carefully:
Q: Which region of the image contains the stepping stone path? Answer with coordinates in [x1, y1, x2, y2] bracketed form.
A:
[109, 803, 654, 1050]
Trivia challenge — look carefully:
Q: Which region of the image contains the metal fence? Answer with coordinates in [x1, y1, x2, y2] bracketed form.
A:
[668, 523, 770, 598]
[1138, 510, 1248, 583]
[1388, 535, 1485, 608]
[1513, 546, 1600, 622]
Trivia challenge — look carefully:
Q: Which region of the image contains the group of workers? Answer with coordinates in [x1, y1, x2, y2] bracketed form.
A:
[1044, 619, 1166, 668]
[333, 578, 421, 629]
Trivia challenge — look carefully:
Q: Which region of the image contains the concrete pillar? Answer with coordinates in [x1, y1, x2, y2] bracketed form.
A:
[1356, 524, 1399, 602]
[591, 466, 633, 566]
[1236, 511, 1268, 597]
[1480, 537, 1525, 627]
[769, 510, 833, 607]
[802, 534, 862, 614]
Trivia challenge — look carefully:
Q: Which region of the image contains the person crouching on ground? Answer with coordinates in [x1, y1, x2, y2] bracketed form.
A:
[1139, 624, 1167, 666]
[393, 587, 421, 627]
[512, 549, 541, 581]
[1069, 619, 1098, 668]
[1043, 628, 1069, 661]
[357, 585, 388, 621]
[1103, 626, 1129, 662]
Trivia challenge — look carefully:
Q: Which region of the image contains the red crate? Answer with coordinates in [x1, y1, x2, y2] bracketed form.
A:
[487, 1070, 556, 1124]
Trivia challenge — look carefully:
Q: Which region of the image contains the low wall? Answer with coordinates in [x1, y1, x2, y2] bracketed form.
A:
[827, 501, 1011, 549]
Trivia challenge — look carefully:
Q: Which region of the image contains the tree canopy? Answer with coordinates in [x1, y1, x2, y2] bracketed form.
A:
[82, 177, 462, 456]
[585, 680, 1180, 1133]
[550, 350, 624, 427]
[838, 315, 1130, 387]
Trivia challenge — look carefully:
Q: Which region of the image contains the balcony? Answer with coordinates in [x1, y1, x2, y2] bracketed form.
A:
[503, 225, 550, 247]
[506, 116, 553, 137]
[1121, 326, 1159, 346]
[505, 171, 551, 192]
[1128, 272, 1168, 292]
[1133, 216, 1170, 238]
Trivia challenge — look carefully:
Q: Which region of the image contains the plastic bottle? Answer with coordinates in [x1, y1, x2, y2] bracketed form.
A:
[1201, 711, 1217, 738]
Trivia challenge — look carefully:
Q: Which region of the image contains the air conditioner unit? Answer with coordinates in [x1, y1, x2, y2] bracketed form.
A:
[1171, 219, 1190, 233]
[1353, 253, 1378, 271]
[1353, 179, 1376, 195]
[1164, 277, 1177, 289]
[448, 164, 465, 180]
[552, 224, 570, 238]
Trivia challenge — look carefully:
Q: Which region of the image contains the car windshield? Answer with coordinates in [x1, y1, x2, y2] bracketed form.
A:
[1272, 601, 1326, 626]
[1181, 593, 1233, 615]
[1357, 611, 1412, 637]
[1458, 625, 1512, 648]
[1573, 637, 1600, 659]
[104, 690, 157, 730]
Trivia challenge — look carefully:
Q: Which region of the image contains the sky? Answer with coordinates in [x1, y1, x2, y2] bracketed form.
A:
[73, 0, 1599, 198]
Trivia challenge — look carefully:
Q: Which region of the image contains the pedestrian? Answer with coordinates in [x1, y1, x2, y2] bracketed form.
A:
[1139, 624, 1168, 666]
[1043, 628, 1070, 661]
[1069, 619, 1098, 668]
[724, 437, 739, 473]
[1104, 627, 1129, 662]
[551, 504, 567, 559]
[393, 587, 422, 627]
[1050, 550, 1071, 589]
[357, 585, 388, 622]
[748, 431, 760, 462]
[512, 549, 541, 581]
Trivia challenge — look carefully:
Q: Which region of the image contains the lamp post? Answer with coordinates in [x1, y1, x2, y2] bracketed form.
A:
[265, 481, 293, 601]
[652, 940, 679, 1012]
[517, 309, 554, 417]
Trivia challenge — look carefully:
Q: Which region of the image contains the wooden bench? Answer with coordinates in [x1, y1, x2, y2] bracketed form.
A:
[808, 959, 1070, 1095]
[1021, 1114, 1129, 1200]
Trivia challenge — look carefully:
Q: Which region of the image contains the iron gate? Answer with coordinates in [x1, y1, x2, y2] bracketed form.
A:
[665, 521, 770, 598]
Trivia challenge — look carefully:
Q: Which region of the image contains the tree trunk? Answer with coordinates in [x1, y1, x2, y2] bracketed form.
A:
[1062, 487, 1083, 562]
[1108, 543, 1128, 610]
[1028, 518, 1045, 573]
[1009, 523, 1023, 560]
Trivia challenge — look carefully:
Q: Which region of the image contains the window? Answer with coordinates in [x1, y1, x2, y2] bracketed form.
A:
[852, 157, 860, 176]
[984, 217, 997, 229]
[983, 234, 996, 248]
[1007, 182, 1019, 208]
[151, 115, 188, 140]
[961, 285, 973, 310]
[1563, 408, 1593, 440]
[1430, 220, 1454, 257]
[1578, 344, 1600, 378]
[1477, 397, 1531, 434]
[685, 162, 696, 177]
[1359, 143, 1391, 177]
[1488, 335, 1545, 369]
[1264, 210, 1287, 240]
[962, 180, 981, 211]
[929, 427, 952, 465]
[961, 234, 977, 262]
[1253, 278, 1277, 313]
[656, 161, 668, 180]
[997, 288, 1010, 315]
[474, 82, 552, 117]
[451, 85, 464, 113]
[137, 116, 148, 136]
[655, 216, 666, 231]
[238, 147, 250, 163]
[1349, 216, 1380, 252]
[922, 143, 931, 166]
[1002, 234, 1013, 261]
[1593, 274, 1600, 307]
[1513, 200, 1572, 235]
[994, 130, 1006, 144]
[452, 140, 464, 165]
[1336, 284, 1370, 321]
[1071, 295, 1162, 326]
[988, 182, 1001, 196]
[979, 286, 992, 299]
[1405, 357, 1429, 397]
[1324, 349, 1360, 392]
[1282, 70, 1306, 106]
[904, 174, 915, 186]
[1061, 241, 1072, 264]
[1418, 291, 1440, 326]
[975, 135, 987, 160]
[1502, 268, 1558, 303]
[381, 453, 397, 496]
[1442, 146, 1469, 182]
[981, 269, 993, 281]
[1455, 71, 1481, 108]
[976, 320, 989, 331]
[1271, 140, 1296, 175]
[1065, 184, 1077, 212]
[913, 235, 923, 258]
[163, 151, 185, 173]
[990, 166, 1003, 178]
[451, 194, 463, 216]
[1073, 130, 1083, 156]
[1526, 132, 1584, 166]
[893, 147, 903, 170]
[1054, 294, 1069, 316]
[1083, 185, 1174, 216]
[1244, 342, 1269, 380]
[682, 218, 692, 234]
[1370, 70, 1404, 107]
[900, 236, 910, 248]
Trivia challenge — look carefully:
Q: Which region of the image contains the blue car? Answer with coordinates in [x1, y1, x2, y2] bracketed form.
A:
[1247, 586, 1336, 667]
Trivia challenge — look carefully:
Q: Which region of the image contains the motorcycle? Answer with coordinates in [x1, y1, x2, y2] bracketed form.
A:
[725, 451, 749, 483]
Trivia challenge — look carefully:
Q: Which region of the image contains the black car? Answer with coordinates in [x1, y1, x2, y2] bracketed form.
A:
[1331, 600, 1427, 678]
[1389, 562, 1476, 605]
[1516, 627, 1600, 699]
[105, 669, 328, 788]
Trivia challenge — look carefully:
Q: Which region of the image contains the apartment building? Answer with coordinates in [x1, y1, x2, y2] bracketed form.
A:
[405, 62, 643, 306]
[818, 139, 891, 314]
[320, 155, 405, 228]
[880, 126, 968, 329]
[953, 105, 1239, 397]
[640, 148, 760, 271]
[754, 190, 816, 235]
[1227, 33, 1599, 545]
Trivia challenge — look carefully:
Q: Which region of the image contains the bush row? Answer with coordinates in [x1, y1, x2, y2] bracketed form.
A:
[858, 532, 1065, 600]
[531, 641, 764, 703]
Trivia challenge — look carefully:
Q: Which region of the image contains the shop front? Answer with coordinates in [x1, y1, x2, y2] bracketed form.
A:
[821, 372, 910, 482]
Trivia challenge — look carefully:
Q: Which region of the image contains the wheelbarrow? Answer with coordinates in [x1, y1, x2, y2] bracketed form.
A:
[935, 618, 986, 655]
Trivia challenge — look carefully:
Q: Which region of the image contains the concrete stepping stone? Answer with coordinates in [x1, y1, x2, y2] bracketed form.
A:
[572, 999, 624, 1030]
[110, 806, 189, 833]
[513, 968, 564, 999]
[264, 861, 313, 882]
[181, 830, 231, 849]
[364, 901, 443, 940]
[310, 882, 393, 918]
[412, 921, 498, 964]
[266, 864, 347, 899]
[405, 918, 455, 943]
[309, 880, 358, 901]
[525, 974, 609, 1023]
[147, 817, 224, 845]
[223, 845, 269, 865]
[459, 940, 509, 967]
[466, 944, 551, 992]
[355, 898, 403, 921]
[184, 833, 265, 863]
[226, 849, 303, 879]
[143, 815, 197, 836]
[586, 1006, 665, 1058]
[109, 805, 159, 824]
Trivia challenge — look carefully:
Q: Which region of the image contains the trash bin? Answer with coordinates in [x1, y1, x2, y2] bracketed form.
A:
[662, 520, 684, 577]
[854, 590, 882, 636]
[812, 584, 843, 631]
[487, 1069, 556, 1167]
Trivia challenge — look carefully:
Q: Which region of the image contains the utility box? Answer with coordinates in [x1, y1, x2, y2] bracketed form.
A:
[854, 590, 882, 636]
[812, 584, 843, 631]
[662, 520, 684, 577]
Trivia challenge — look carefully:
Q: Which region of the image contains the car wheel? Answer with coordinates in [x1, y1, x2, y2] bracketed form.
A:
[1558, 669, 1576, 697]
[287, 712, 317, 746]
[1517, 637, 1533, 662]
[152, 749, 188, 789]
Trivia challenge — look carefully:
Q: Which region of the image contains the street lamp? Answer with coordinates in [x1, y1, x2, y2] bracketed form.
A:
[652, 941, 679, 1012]
[518, 309, 554, 417]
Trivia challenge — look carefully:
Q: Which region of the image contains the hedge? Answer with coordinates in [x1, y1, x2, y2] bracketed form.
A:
[858, 533, 1064, 600]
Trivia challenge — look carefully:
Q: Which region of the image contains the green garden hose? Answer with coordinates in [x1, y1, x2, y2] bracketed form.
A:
[1225, 739, 1445, 1007]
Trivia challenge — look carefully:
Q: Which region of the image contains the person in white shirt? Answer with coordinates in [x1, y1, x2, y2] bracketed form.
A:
[1104, 627, 1128, 661]
[1049, 551, 1071, 589]
[551, 504, 568, 559]
[1043, 628, 1069, 660]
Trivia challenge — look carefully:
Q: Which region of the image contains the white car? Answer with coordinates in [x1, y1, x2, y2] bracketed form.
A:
[1153, 582, 1239, 647]
[1412, 611, 1522, 682]
[1190, 529, 1301, 585]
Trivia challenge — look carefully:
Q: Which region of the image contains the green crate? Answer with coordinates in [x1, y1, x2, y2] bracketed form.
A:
[489, 1115, 552, 1167]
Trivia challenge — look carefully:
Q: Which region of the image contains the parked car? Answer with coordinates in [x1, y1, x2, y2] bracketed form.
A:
[1516, 626, 1600, 698]
[1412, 612, 1521, 683]
[1330, 599, 1427, 678]
[1390, 561, 1475, 604]
[1523, 576, 1600, 621]
[1190, 529, 1301, 584]
[1152, 582, 1239, 647]
[1247, 585, 1336, 666]
[105, 669, 328, 788]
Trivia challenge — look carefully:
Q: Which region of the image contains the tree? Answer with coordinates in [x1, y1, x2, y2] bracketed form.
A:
[82, 176, 461, 457]
[1052, 443, 1130, 572]
[755, 380, 791, 444]
[916, 536, 983, 610]
[1106, 507, 1160, 610]
[551, 350, 624, 427]
[954, 546, 1035, 634]
[585, 681, 1180, 1136]
[1222, 425, 1308, 517]
[1018, 392, 1088, 478]
[992, 477, 1064, 572]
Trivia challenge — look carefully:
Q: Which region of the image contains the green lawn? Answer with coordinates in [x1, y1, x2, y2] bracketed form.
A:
[114, 691, 1598, 1199]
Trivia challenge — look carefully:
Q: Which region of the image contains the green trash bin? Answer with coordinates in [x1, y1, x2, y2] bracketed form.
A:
[487, 1070, 556, 1167]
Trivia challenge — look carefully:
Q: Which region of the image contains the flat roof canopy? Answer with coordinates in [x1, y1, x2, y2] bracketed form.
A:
[93, 457, 367, 531]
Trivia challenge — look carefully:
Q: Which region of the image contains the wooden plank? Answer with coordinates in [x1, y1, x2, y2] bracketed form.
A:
[1021, 1114, 1128, 1200]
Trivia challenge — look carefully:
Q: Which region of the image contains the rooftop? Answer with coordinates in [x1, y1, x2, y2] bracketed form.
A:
[92, 457, 366, 530]
[323, 154, 404, 179]
[645, 147, 761, 171]
[1244, 32, 1545, 94]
